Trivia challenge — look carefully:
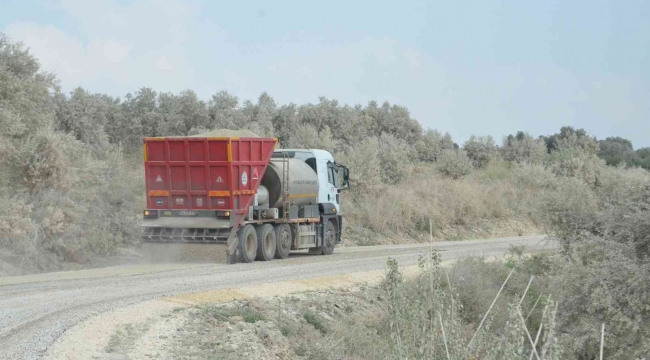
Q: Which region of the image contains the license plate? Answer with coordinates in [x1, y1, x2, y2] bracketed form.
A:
[177, 211, 197, 216]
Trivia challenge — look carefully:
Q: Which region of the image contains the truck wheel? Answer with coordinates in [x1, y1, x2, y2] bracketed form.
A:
[308, 221, 336, 255]
[274, 223, 292, 259]
[322, 220, 336, 255]
[256, 224, 276, 261]
[237, 224, 258, 263]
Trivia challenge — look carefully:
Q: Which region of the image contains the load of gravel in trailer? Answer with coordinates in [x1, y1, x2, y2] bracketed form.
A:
[161, 129, 260, 139]
[190, 129, 260, 137]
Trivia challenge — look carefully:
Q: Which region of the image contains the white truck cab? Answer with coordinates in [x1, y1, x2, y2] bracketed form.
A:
[273, 149, 349, 213]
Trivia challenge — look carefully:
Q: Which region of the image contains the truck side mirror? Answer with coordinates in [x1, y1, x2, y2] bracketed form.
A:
[340, 165, 350, 190]
[333, 162, 349, 190]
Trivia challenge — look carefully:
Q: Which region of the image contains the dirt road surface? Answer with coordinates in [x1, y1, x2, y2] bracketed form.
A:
[0, 235, 550, 359]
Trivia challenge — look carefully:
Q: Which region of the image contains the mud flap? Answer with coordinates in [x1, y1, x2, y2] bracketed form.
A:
[226, 226, 239, 264]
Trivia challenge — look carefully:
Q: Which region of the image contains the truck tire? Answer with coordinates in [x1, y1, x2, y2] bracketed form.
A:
[274, 223, 292, 259]
[308, 221, 336, 255]
[237, 224, 258, 263]
[256, 224, 276, 261]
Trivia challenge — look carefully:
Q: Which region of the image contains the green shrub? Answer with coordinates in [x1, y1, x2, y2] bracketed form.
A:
[501, 132, 548, 164]
[302, 310, 328, 334]
[464, 135, 497, 168]
[241, 308, 267, 323]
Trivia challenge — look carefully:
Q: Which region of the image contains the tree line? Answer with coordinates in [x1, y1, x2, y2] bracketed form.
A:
[51, 86, 650, 173]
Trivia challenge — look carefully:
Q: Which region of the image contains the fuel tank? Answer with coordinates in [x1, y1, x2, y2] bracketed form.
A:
[261, 159, 319, 208]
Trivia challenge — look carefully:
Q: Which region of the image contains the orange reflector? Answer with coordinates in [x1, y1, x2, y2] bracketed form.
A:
[209, 191, 230, 197]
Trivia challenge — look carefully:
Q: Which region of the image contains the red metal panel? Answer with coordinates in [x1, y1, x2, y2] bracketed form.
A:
[231, 141, 240, 162]
[208, 141, 228, 161]
[189, 166, 206, 190]
[188, 141, 205, 161]
[170, 166, 187, 190]
[251, 140, 261, 161]
[147, 141, 165, 161]
[168, 141, 185, 161]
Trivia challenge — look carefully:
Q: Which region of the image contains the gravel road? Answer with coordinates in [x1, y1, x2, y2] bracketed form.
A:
[0, 235, 550, 359]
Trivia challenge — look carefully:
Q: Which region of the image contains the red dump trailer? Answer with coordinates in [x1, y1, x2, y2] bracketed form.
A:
[141, 135, 349, 264]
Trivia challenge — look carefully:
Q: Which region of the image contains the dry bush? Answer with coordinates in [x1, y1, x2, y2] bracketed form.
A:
[342, 162, 553, 245]
[555, 240, 650, 359]
[12, 131, 82, 191]
[542, 159, 650, 359]
[0, 34, 144, 274]
[0, 195, 44, 275]
[501, 132, 548, 165]
[377, 133, 411, 184]
[0, 138, 143, 275]
[336, 137, 382, 191]
[548, 146, 606, 186]
[437, 149, 473, 179]
[415, 128, 454, 162]
[335, 133, 411, 191]
[380, 254, 561, 359]
[287, 123, 337, 152]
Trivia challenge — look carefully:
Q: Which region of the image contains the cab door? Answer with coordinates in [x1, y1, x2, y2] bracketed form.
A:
[325, 161, 340, 212]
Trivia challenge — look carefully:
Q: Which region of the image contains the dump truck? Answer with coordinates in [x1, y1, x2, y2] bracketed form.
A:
[141, 135, 350, 263]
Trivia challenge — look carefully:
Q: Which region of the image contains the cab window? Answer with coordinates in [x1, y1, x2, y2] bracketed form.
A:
[327, 162, 339, 187]
[305, 158, 317, 173]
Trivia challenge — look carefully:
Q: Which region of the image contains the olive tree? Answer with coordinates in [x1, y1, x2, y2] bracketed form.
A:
[463, 135, 497, 168]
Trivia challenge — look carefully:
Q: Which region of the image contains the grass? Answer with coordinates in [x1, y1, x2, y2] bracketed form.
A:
[241, 307, 266, 323]
[105, 322, 150, 354]
[302, 310, 328, 334]
[201, 304, 266, 324]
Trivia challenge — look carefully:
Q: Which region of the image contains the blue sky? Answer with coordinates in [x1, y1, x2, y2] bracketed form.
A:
[2, 0, 649, 147]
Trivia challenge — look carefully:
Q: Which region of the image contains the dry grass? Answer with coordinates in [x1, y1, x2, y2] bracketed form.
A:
[170, 251, 561, 360]
[344, 161, 549, 245]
